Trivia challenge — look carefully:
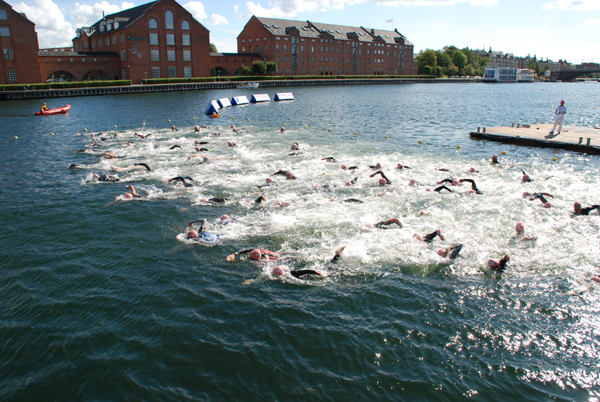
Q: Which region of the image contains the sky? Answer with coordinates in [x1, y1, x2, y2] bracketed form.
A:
[11, 0, 600, 64]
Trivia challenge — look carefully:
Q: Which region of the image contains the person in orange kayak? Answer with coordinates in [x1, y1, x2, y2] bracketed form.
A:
[41, 103, 48, 111]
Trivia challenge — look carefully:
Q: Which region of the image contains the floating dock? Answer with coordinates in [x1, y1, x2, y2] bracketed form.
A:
[470, 124, 600, 155]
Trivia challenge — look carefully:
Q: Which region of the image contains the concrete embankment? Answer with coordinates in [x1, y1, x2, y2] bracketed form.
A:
[0, 78, 478, 101]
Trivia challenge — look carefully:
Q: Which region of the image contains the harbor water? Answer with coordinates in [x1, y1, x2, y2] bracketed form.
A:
[1, 82, 600, 401]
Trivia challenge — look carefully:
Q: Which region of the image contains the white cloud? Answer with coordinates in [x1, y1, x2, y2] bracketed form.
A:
[584, 18, 600, 24]
[233, 4, 239, 13]
[70, 1, 134, 27]
[541, 0, 600, 11]
[242, 0, 497, 18]
[209, 14, 229, 25]
[183, 1, 207, 20]
[14, 0, 74, 48]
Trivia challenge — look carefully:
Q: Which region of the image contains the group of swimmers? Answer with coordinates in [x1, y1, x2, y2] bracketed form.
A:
[70, 124, 599, 281]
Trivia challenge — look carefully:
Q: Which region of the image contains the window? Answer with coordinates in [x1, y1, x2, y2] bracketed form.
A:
[183, 50, 191, 61]
[0, 9, 6, 19]
[166, 34, 174, 46]
[150, 50, 159, 61]
[114, 21, 119, 29]
[284, 66, 288, 75]
[150, 33, 158, 45]
[311, 46, 315, 53]
[92, 40, 96, 48]
[151, 67, 160, 78]
[107, 23, 112, 31]
[112, 35, 116, 44]
[98, 39, 102, 48]
[4, 49, 13, 60]
[301, 67, 305, 74]
[301, 56, 304, 63]
[105, 37, 109, 46]
[7, 70, 16, 82]
[182, 20, 189, 30]
[276, 56, 280, 62]
[184, 66, 192, 78]
[182, 34, 190, 46]
[168, 66, 176, 78]
[284, 56, 288, 62]
[120, 33, 124, 43]
[300, 46, 304, 52]
[83, 42, 87, 49]
[242, 47, 245, 52]
[100, 25, 105, 32]
[82, 58, 85, 62]
[70, 58, 73, 62]
[248, 46, 252, 52]
[75, 43, 79, 51]
[165, 11, 173, 29]
[167, 49, 175, 61]
[276, 44, 280, 51]
[0, 27, 9, 37]
[263, 45, 267, 51]
[312, 57, 315, 63]
[122, 68, 128, 79]
[121, 49, 126, 61]
[284, 45, 287, 51]
[149, 18, 157, 29]
[312, 67, 315, 74]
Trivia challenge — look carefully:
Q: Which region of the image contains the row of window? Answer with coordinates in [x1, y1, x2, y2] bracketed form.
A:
[44, 57, 109, 62]
[271, 55, 395, 66]
[150, 49, 191, 62]
[150, 66, 192, 78]
[148, 16, 189, 30]
[243, 43, 395, 58]
[7, 70, 16, 82]
[90, 33, 190, 49]
[3, 48, 13, 60]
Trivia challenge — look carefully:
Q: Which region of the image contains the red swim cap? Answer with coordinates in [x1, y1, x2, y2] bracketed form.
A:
[187, 230, 198, 239]
[272, 266, 285, 276]
[341, 164, 347, 170]
[379, 178, 386, 185]
[345, 181, 352, 186]
[266, 177, 273, 183]
[544, 202, 551, 208]
[516, 222, 524, 231]
[574, 202, 581, 208]
[249, 249, 262, 260]
[228, 141, 233, 146]
[221, 214, 230, 221]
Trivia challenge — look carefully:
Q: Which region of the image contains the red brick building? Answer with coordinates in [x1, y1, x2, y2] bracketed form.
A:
[0, 0, 41, 84]
[71, 0, 211, 83]
[39, 48, 120, 82]
[210, 52, 261, 76]
[237, 16, 416, 76]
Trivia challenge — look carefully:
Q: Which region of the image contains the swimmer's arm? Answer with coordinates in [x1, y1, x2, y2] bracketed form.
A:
[134, 163, 152, 172]
[291, 269, 321, 278]
[329, 246, 346, 263]
[438, 178, 453, 184]
[433, 185, 452, 193]
[187, 155, 203, 161]
[226, 248, 254, 261]
[188, 219, 206, 227]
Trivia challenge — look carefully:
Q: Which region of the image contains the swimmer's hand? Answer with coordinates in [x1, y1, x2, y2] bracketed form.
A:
[226, 253, 236, 262]
[335, 246, 346, 256]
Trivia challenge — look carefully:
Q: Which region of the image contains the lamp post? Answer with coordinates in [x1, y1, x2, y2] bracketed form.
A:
[144, 72, 148, 85]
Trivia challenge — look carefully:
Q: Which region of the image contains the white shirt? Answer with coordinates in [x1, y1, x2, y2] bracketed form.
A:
[556, 104, 567, 115]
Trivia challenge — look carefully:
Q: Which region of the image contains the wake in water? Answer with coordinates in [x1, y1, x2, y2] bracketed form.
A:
[68, 121, 600, 288]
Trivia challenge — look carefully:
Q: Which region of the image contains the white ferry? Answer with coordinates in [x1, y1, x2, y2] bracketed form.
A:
[483, 66, 534, 83]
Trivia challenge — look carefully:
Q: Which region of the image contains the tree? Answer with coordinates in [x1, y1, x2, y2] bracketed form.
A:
[209, 43, 218, 53]
[240, 65, 252, 76]
[252, 60, 266, 75]
[436, 51, 451, 68]
[266, 61, 277, 76]
[423, 65, 433, 75]
[451, 50, 468, 70]
[417, 49, 437, 74]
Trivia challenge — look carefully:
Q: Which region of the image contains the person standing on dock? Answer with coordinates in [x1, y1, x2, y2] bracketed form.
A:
[549, 100, 567, 135]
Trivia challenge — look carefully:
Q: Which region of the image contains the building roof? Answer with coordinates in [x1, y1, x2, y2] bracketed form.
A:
[251, 16, 410, 46]
[211, 52, 261, 57]
[85, 1, 158, 37]
[38, 50, 119, 57]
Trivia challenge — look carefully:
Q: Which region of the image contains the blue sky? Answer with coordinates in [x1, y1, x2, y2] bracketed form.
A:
[12, 0, 600, 64]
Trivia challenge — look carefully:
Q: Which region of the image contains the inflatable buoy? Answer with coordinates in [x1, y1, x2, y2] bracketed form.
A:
[418, 140, 423, 144]
[457, 145, 461, 149]
[283, 123, 286, 126]
[265, 121, 268, 124]
[354, 132, 358, 135]
[247, 119, 250, 122]
[385, 136, 388, 139]
[501, 151, 507, 155]
[84, 128, 87, 132]
[114, 125, 117, 128]
[168, 119, 171, 122]
[232, 117, 235, 120]
[552, 157, 558, 162]
[51, 132, 54, 135]
[304, 125, 307, 128]
[328, 128, 332, 132]
[14, 136, 17, 138]
[193, 117, 196, 120]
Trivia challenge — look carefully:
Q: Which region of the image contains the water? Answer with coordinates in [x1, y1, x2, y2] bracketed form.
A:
[1, 82, 600, 401]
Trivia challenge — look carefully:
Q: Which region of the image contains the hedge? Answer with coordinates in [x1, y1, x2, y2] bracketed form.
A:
[0, 83, 51, 91]
[144, 77, 216, 84]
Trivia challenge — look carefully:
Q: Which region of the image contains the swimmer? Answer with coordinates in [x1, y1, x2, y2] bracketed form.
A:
[254, 194, 267, 204]
[369, 170, 392, 185]
[274, 201, 294, 208]
[341, 165, 359, 170]
[187, 155, 210, 162]
[220, 214, 236, 225]
[169, 145, 182, 150]
[291, 142, 300, 150]
[436, 178, 459, 186]
[437, 244, 463, 259]
[270, 168, 291, 177]
[322, 157, 336, 163]
[521, 169, 532, 182]
[409, 179, 424, 186]
[288, 151, 303, 156]
[285, 171, 297, 180]
[528, 192, 554, 206]
[491, 155, 500, 164]
[280, 126, 285, 132]
[488, 255, 510, 274]
[396, 163, 411, 169]
[195, 147, 210, 152]
[93, 173, 120, 183]
[195, 139, 209, 145]
[69, 163, 85, 169]
[459, 179, 483, 195]
[231, 125, 238, 132]
[468, 167, 478, 173]
[134, 132, 151, 139]
[123, 184, 140, 199]
[194, 125, 200, 132]
[414, 229, 445, 243]
[435, 168, 450, 172]
[97, 152, 124, 159]
[368, 163, 382, 169]
[110, 164, 151, 173]
[346, 176, 359, 186]
[372, 218, 403, 229]
[257, 178, 278, 188]
[168, 176, 194, 187]
[343, 198, 363, 203]
[227, 248, 281, 262]
[510, 222, 537, 243]
[272, 246, 346, 279]
[171, 125, 178, 131]
[573, 202, 600, 216]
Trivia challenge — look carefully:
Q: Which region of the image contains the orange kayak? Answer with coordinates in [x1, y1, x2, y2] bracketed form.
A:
[35, 104, 71, 115]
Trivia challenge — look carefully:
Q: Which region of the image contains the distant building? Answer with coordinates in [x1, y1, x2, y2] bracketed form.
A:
[0, 0, 41, 84]
[210, 52, 261, 76]
[237, 16, 417, 76]
[71, 0, 211, 83]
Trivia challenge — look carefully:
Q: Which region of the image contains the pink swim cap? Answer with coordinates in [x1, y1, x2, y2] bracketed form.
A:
[522, 175, 530, 182]
[228, 141, 233, 146]
[266, 177, 273, 183]
[516, 222, 524, 231]
[437, 249, 446, 257]
[291, 144, 298, 150]
[574, 202, 581, 208]
[341, 164, 347, 170]
[409, 179, 416, 186]
[272, 266, 286, 276]
[379, 178, 386, 185]
[522, 192, 531, 198]
[488, 259, 497, 267]
[315, 184, 322, 189]
[249, 249, 262, 260]
[397, 163, 403, 169]
[221, 214, 230, 221]
[345, 181, 352, 186]
[285, 171, 293, 179]
[544, 202, 551, 208]
[469, 167, 476, 173]
[124, 193, 132, 199]
[200, 198, 208, 202]
[187, 230, 198, 238]
[195, 139, 200, 144]
[376, 163, 382, 168]
[452, 180, 459, 186]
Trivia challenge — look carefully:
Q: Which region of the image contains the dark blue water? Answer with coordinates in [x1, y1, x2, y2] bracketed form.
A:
[1, 82, 600, 401]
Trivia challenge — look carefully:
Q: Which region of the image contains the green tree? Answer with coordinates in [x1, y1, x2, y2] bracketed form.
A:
[436, 51, 451, 68]
[266, 61, 278, 76]
[240, 65, 252, 76]
[209, 43, 218, 53]
[252, 60, 266, 75]
[451, 50, 468, 70]
[418, 49, 437, 74]
[423, 65, 433, 75]
[464, 64, 474, 76]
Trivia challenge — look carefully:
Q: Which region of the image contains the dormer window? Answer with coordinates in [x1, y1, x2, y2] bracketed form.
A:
[100, 24, 105, 32]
